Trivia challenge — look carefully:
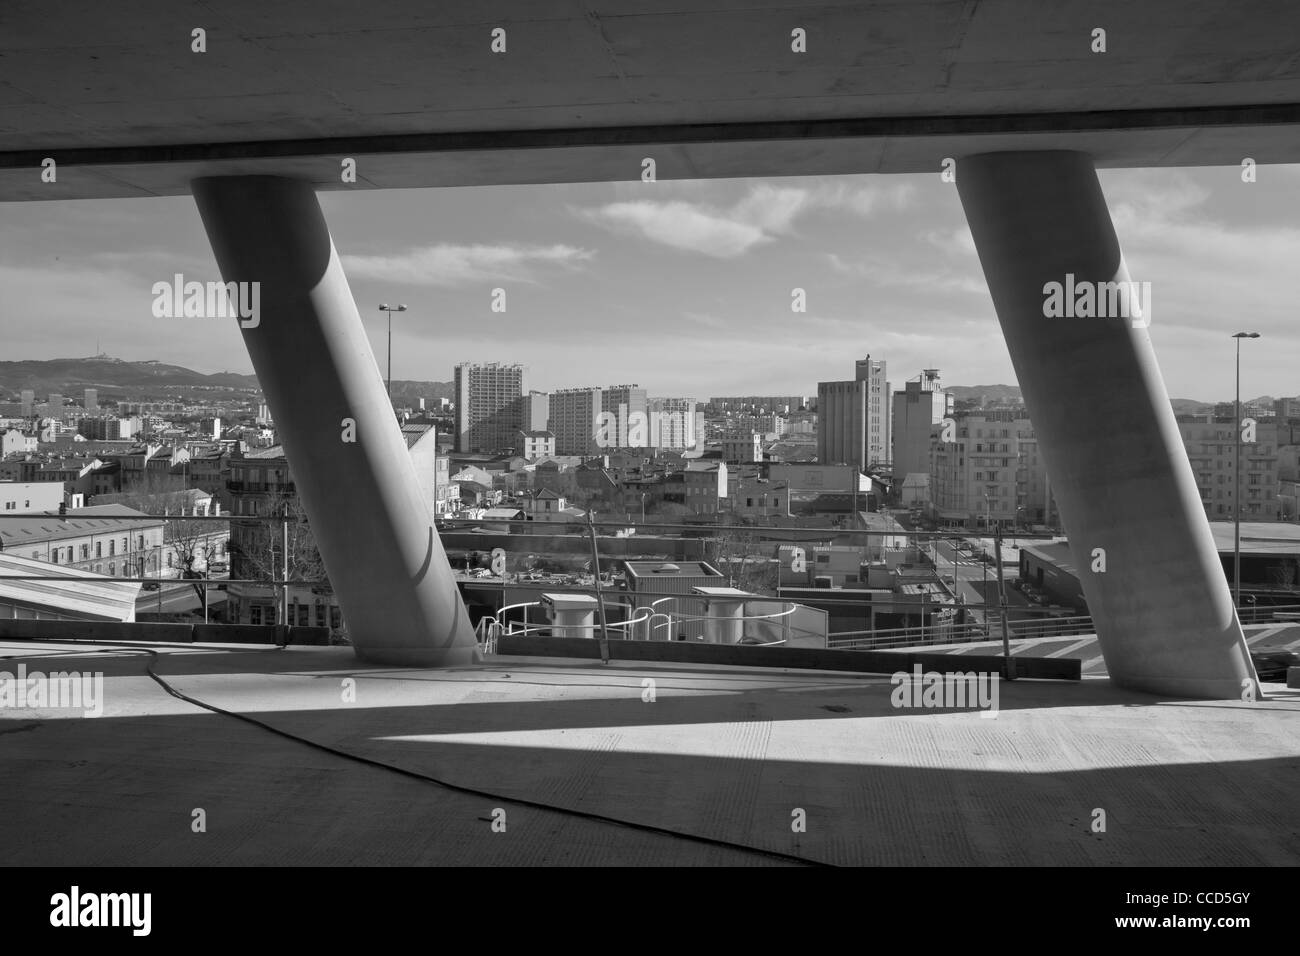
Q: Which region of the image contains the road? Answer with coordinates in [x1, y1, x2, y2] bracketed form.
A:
[136, 579, 228, 617]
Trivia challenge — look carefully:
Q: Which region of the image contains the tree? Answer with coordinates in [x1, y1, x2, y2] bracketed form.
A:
[706, 523, 778, 594]
[231, 491, 326, 586]
[110, 473, 225, 578]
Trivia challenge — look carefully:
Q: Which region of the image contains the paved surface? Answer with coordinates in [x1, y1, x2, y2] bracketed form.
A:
[1, 639, 1296, 866]
[913, 621, 1300, 678]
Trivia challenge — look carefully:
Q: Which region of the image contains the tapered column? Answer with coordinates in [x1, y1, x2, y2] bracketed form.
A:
[957, 151, 1258, 699]
[193, 176, 477, 666]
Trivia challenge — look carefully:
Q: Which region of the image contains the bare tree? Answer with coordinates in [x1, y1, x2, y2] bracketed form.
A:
[110, 473, 226, 578]
[707, 513, 778, 594]
[233, 491, 327, 585]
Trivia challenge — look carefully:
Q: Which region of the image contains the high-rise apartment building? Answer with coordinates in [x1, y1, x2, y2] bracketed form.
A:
[892, 370, 952, 488]
[519, 390, 549, 432]
[1177, 414, 1279, 521]
[817, 356, 890, 472]
[19, 389, 34, 417]
[648, 397, 701, 450]
[84, 388, 98, 411]
[601, 385, 648, 451]
[1274, 397, 1300, 421]
[930, 407, 1057, 528]
[549, 388, 603, 456]
[454, 362, 524, 454]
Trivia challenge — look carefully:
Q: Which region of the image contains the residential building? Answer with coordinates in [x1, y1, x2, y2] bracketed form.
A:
[1177, 414, 1279, 521]
[0, 481, 64, 513]
[549, 387, 603, 456]
[731, 478, 789, 519]
[708, 396, 811, 414]
[929, 408, 1057, 528]
[715, 433, 762, 463]
[434, 454, 459, 517]
[600, 384, 649, 451]
[83, 388, 98, 411]
[454, 362, 524, 453]
[518, 390, 549, 432]
[19, 389, 34, 417]
[78, 416, 138, 441]
[1, 428, 38, 456]
[647, 397, 700, 450]
[516, 429, 556, 459]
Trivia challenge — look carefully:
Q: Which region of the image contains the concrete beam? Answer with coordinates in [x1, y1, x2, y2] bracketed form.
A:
[956, 151, 1260, 700]
[192, 175, 477, 667]
[6, 105, 1300, 201]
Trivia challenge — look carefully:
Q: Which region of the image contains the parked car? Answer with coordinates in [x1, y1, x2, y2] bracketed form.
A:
[142, 581, 161, 591]
[1250, 650, 1300, 682]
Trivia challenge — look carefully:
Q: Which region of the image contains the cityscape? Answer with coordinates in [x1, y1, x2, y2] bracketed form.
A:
[4, 354, 1298, 640]
[1, 0, 1297, 910]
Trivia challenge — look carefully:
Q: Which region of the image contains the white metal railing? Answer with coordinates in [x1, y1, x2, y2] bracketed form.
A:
[642, 595, 810, 646]
[482, 601, 652, 647]
[828, 613, 1096, 650]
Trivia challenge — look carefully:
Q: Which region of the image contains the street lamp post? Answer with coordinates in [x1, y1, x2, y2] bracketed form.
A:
[1232, 331, 1260, 613]
[981, 492, 992, 604]
[378, 303, 408, 403]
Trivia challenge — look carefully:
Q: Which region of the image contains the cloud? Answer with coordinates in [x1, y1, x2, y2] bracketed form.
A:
[576, 180, 915, 258]
[826, 251, 987, 296]
[341, 243, 594, 286]
[576, 200, 770, 258]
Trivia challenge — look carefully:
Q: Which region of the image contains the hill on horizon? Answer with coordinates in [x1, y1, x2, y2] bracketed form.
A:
[0, 355, 455, 405]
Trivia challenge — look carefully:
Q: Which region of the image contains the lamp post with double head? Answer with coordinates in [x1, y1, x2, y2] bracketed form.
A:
[1232, 331, 1260, 613]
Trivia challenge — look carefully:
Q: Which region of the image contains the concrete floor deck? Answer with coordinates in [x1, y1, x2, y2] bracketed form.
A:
[1, 640, 1297, 866]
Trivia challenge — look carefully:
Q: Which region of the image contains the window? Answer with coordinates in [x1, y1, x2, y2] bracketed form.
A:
[121, 537, 127, 552]
[51, 550, 59, 564]
[108, 561, 115, 575]
[138, 535, 145, 549]
[167, 553, 173, 568]
[96, 541, 102, 557]
[297, 605, 309, 626]
[250, 605, 262, 625]
[109, 541, 115, 556]
[330, 608, 342, 630]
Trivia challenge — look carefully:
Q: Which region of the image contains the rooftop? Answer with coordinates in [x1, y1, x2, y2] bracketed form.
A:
[0, 553, 140, 619]
[0, 505, 161, 546]
[1, 640, 1295, 865]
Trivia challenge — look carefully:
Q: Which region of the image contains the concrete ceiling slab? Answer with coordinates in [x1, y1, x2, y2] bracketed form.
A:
[2, 1, 1299, 199]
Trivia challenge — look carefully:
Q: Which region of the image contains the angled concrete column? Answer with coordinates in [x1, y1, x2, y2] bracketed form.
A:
[957, 151, 1258, 699]
[192, 176, 477, 667]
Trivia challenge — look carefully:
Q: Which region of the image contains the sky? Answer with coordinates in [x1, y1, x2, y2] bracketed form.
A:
[1, 163, 1298, 403]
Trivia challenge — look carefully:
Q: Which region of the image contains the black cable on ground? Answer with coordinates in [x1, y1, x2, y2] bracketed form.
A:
[3, 636, 833, 867]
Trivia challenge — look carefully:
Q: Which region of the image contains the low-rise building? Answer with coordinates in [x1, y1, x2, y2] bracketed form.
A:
[0, 504, 165, 578]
